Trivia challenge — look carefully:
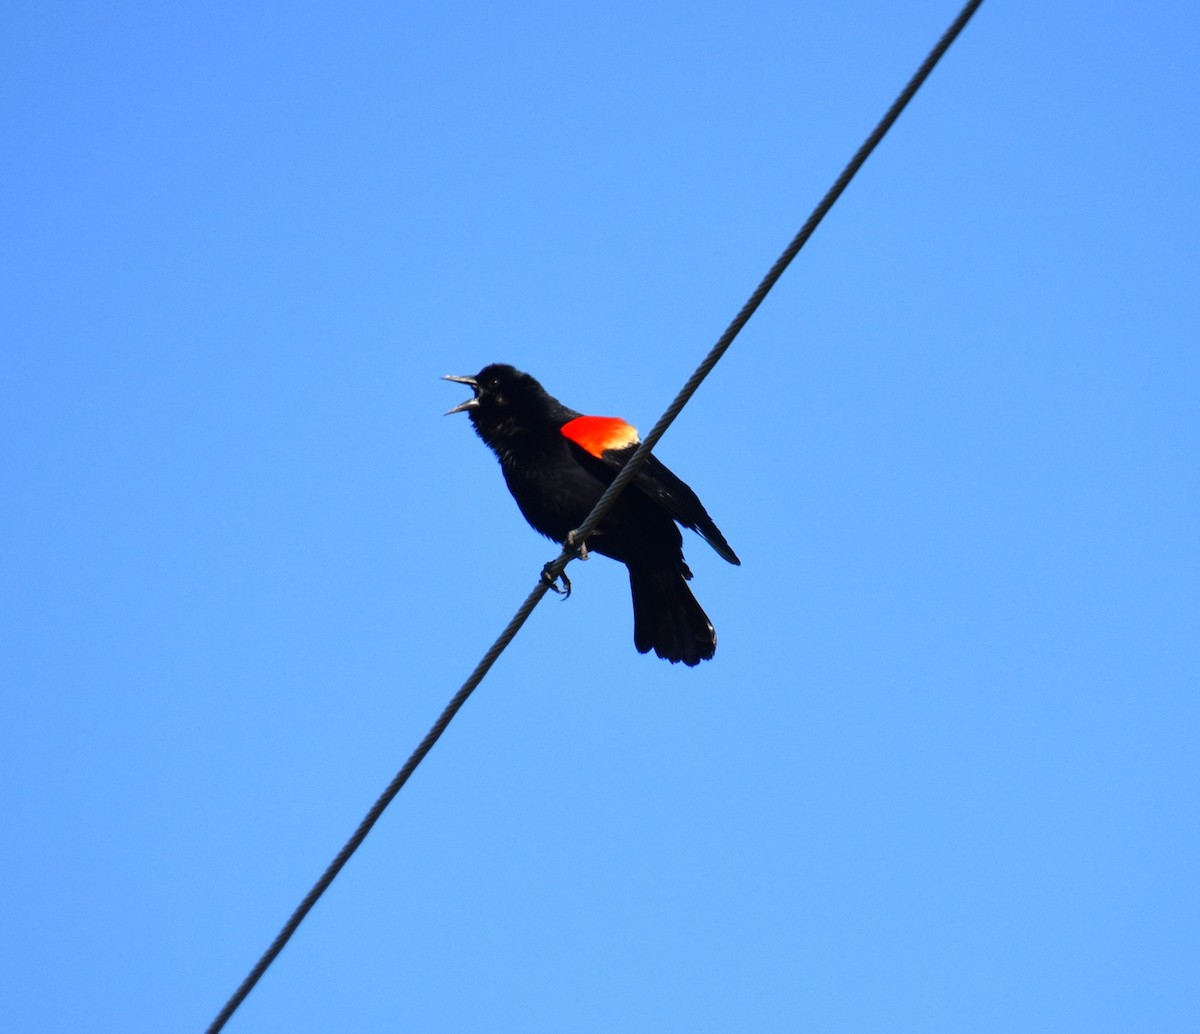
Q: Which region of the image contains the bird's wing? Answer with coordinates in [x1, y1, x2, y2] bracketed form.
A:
[626, 451, 740, 565]
[561, 417, 740, 566]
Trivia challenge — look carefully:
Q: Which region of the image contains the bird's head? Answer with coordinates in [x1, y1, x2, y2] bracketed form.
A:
[443, 363, 520, 416]
[443, 364, 566, 448]
[444, 363, 561, 417]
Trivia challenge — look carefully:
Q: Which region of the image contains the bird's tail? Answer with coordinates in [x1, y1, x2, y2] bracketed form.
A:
[627, 563, 717, 666]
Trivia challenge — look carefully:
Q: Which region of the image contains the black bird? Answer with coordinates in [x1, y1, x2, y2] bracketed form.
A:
[444, 364, 739, 665]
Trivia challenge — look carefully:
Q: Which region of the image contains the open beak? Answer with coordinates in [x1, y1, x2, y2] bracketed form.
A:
[442, 374, 480, 415]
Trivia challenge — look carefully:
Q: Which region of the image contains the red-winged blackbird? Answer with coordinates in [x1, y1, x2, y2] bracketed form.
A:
[445, 364, 739, 666]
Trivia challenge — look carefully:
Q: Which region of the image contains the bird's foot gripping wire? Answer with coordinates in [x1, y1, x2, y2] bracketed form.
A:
[565, 529, 589, 561]
[541, 532, 588, 600]
[541, 563, 571, 599]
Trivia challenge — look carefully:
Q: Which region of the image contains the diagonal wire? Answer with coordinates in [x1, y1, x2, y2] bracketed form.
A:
[551, 0, 987, 567]
[206, 1, 984, 1029]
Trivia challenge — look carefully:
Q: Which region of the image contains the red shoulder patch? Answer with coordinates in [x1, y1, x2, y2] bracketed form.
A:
[561, 415, 640, 458]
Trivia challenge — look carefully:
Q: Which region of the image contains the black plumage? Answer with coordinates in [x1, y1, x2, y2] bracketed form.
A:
[445, 364, 739, 665]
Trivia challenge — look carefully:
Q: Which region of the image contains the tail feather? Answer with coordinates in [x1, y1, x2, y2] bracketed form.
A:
[628, 564, 717, 666]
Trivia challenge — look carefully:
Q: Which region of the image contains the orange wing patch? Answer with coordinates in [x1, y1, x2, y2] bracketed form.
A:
[561, 416, 640, 458]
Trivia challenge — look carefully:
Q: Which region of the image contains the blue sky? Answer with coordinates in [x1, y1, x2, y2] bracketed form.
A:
[3, 1, 1198, 1030]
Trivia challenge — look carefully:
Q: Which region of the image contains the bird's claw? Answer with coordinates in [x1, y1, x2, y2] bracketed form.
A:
[565, 530, 589, 561]
[541, 564, 572, 599]
[541, 532, 588, 599]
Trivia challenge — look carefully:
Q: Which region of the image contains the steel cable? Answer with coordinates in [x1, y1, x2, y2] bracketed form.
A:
[206, 2, 985, 1028]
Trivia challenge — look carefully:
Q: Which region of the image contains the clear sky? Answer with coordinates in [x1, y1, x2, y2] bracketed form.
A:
[4, 2, 1197, 1031]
